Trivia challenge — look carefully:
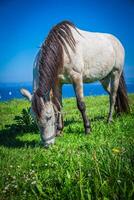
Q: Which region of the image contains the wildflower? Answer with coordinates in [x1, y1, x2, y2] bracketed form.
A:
[4, 185, 9, 190]
[117, 179, 121, 183]
[31, 181, 36, 185]
[10, 165, 13, 168]
[14, 185, 18, 188]
[30, 170, 35, 175]
[32, 176, 36, 180]
[23, 190, 26, 194]
[112, 148, 121, 154]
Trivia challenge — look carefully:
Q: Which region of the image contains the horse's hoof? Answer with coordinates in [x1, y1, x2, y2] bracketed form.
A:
[107, 118, 113, 123]
[85, 127, 91, 134]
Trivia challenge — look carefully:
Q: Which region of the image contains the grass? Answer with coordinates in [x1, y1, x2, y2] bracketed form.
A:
[0, 95, 134, 200]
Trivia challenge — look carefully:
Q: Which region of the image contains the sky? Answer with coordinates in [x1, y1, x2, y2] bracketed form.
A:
[0, 0, 134, 83]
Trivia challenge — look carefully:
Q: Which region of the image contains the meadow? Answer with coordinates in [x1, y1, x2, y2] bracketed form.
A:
[0, 95, 134, 200]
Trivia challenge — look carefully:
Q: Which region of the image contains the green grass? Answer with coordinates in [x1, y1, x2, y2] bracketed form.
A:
[0, 95, 134, 200]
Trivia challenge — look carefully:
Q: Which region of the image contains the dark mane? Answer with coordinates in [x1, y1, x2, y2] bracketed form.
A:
[32, 21, 76, 117]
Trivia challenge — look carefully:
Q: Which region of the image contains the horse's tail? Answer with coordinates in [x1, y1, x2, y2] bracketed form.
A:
[115, 72, 130, 113]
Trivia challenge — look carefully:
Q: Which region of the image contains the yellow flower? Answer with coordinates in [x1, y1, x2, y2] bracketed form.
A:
[112, 148, 121, 154]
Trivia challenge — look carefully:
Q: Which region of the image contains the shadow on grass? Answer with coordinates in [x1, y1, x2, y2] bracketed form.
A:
[90, 116, 105, 122]
[0, 108, 38, 148]
[64, 115, 106, 135]
[0, 107, 108, 148]
[0, 128, 37, 148]
[64, 115, 105, 126]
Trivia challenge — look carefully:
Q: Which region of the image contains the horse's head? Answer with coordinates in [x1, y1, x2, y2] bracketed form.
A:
[20, 88, 57, 147]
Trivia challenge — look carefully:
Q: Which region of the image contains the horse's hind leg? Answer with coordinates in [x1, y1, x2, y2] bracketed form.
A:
[100, 75, 111, 95]
[72, 74, 91, 134]
[107, 71, 121, 122]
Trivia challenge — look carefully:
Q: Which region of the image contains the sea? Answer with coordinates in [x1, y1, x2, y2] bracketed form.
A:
[0, 81, 134, 102]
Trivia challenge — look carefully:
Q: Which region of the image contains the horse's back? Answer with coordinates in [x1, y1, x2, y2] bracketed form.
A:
[64, 27, 125, 82]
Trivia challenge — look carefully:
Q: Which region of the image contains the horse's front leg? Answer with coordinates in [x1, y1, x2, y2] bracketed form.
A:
[56, 112, 64, 136]
[52, 84, 64, 136]
[73, 74, 91, 134]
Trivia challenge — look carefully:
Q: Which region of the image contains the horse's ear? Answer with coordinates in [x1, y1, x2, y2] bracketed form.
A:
[20, 88, 32, 102]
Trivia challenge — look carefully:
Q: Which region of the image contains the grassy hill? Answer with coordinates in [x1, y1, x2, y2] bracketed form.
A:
[0, 95, 134, 200]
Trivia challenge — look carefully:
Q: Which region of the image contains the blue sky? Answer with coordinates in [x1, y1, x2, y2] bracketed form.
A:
[0, 0, 134, 83]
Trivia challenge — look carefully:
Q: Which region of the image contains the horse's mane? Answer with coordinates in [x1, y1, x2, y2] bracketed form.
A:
[32, 21, 76, 117]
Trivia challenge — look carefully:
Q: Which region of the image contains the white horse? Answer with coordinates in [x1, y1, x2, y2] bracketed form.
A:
[21, 21, 129, 147]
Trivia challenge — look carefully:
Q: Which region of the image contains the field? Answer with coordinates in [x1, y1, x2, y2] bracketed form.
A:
[0, 95, 134, 200]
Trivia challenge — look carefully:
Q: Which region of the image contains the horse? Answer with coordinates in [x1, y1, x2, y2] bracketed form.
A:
[20, 21, 130, 147]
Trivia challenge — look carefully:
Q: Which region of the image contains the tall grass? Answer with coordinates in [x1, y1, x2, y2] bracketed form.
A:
[0, 95, 134, 200]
